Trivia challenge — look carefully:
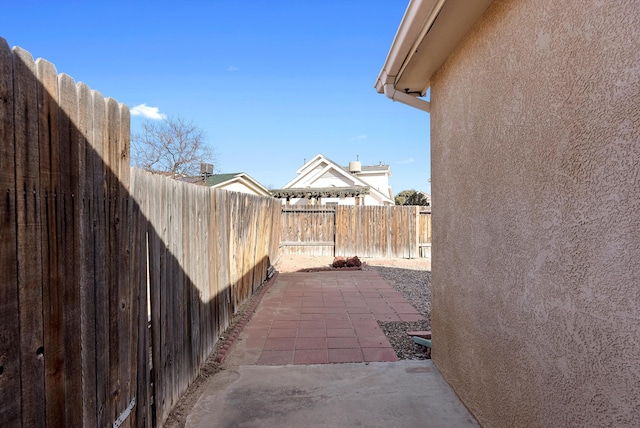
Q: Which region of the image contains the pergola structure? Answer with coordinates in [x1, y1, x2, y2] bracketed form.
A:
[270, 186, 371, 205]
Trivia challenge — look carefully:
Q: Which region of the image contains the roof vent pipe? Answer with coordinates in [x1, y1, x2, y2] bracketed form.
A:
[383, 83, 430, 113]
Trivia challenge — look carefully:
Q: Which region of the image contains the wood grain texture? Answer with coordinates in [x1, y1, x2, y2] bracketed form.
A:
[288, 206, 431, 259]
[0, 37, 21, 427]
[13, 46, 46, 428]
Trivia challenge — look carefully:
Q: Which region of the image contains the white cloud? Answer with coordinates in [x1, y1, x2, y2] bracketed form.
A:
[130, 104, 166, 120]
[351, 134, 367, 141]
[396, 157, 415, 164]
[227, 66, 239, 72]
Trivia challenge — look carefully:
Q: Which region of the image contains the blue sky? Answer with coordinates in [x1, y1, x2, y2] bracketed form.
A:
[1, 0, 431, 194]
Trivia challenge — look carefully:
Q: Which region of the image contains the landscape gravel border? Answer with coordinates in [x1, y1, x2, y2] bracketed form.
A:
[364, 263, 432, 360]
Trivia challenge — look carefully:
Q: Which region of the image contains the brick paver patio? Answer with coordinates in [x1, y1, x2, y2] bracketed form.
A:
[238, 270, 424, 365]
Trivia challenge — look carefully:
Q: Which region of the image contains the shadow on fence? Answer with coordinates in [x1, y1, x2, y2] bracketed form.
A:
[0, 39, 279, 428]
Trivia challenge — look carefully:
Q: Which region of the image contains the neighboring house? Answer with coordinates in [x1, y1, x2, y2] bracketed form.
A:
[202, 172, 271, 197]
[271, 154, 394, 206]
[377, 0, 639, 427]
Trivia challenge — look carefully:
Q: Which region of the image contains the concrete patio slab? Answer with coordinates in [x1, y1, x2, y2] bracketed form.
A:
[186, 361, 479, 428]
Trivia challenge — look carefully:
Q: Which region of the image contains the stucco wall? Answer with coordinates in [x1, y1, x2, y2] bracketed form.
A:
[430, 1, 640, 426]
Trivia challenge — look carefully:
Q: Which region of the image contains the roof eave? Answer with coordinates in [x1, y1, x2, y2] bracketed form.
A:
[375, 0, 494, 98]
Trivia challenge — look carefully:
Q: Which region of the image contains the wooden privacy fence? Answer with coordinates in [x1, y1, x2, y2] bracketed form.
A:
[280, 206, 337, 256]
[0, 42, 148, 427]
[280, 205, 432, 258]
[131, 169, 281, 426]
[1, 41, 282, 428]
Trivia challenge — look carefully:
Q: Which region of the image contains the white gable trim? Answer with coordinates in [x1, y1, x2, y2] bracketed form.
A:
[211, 173, 271, 197]
[282, 154, 394, 205]
[285, 154, 370, 189]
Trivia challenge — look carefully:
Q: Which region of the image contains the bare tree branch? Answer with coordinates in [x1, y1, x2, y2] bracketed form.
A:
[131, 115, 216, 177]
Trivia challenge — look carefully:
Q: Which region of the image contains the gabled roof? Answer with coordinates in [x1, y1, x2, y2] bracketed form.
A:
[204, 173, 243, 186]
[203, 172, 271, 197]
[280, 154, 394, 204]
[284, 154, 353, 188]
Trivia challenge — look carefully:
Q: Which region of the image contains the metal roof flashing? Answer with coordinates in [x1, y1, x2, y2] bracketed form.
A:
[376, 0, 494, 110]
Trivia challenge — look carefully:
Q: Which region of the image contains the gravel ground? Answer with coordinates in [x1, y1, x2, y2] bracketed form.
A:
[363, 262, 432, 360]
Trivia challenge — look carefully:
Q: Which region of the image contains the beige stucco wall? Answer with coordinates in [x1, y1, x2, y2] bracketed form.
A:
[430, 0, 640, 426]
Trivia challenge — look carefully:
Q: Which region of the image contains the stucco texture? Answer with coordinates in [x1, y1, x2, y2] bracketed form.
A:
[430, 0, 640, 426]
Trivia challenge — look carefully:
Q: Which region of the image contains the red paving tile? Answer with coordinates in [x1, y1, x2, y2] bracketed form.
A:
[271, 320, 298, 329]
[327, 337, 359, 349]
[242, 326, 270, 338]
[328, 348, 364, 363]
[299, 313, 324, 320]
[327, 328, 356, 338]
[268, 328, 297, 338]
[293, 350, 328, 364]
[295, 337, 327, 350]
[323, 307, 348, 313]
[362, 348, 399, 362]
[347, 307, 371, 314]
[389, 302, 419, 313]
[324, 319, 351, 329]
[257, 350, 293, 365]
[242, 338, 266, 350]
[263, 338, 296, 350]
[239, 271, 426, 366]
[297, 328, 326, 338]
[324, 312, 349, 320]
[358, 336, 392, 348]
[374, 314, 402, 322]
[398, 313, 425, 322]
[298, 320, 325, 329]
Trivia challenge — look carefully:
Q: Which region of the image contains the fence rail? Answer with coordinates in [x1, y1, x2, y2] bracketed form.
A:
[279, 205, 432, 258]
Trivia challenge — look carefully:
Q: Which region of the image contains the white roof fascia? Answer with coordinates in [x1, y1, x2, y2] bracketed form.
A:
[375, 0, 494, 104]
[238, 174, 271, 196]
[214, 173, 271, 196]
[284, 154, 372, 190]
[375, 0, 444, 94]
[285, 162, 331, 189]
[372, 187, 394, 204]
[295, 153, 324, 175]
[284, 154, 327, 188]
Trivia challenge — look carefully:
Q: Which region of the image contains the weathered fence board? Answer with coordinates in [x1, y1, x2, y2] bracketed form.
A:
[0, 38, 20, 427]
[280, 206, 336, 256]
[131, 169, 281, 427]
[280, 205, 432, 258]
[419, 210, 432, 257]
[13, 46, 47, 428]
[77, 81, 98, 427]
[0, 42, 144, 427]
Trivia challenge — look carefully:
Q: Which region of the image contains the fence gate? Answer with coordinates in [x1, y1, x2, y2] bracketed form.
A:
[279, 205, 432, 258]
[280, 206, 336, 256]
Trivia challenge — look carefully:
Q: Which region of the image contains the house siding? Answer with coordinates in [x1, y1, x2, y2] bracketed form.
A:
[430, 0, 640, 427]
